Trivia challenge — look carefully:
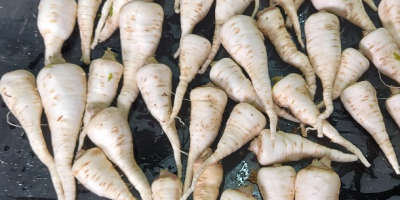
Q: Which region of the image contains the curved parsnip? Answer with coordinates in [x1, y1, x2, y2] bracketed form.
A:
[269, 0, 304, 48]
[0, 70, 64, 200]
[170, 34, 211, 124]
[341, 81, 400, 174]
[117, 1, 163, 119]
[359, 28, 400, 85]
[210, 58, 300, 123]
[173, 0, 214, 58]
[220, 15, 277, 139]
[86, 107, 152, 200]
[379, 0, 400, 48]
[137, 63, 183, 178]
[311, 0, 376, 34]
[37, 59, 87, 200]
[257, 165, 296, 200]
[220, 186, 256, 200]
[199, 0, 255, 73]
[192, 149, 223, 200]
[183, 84, 227, 192]
[249, 129, 358, 165]
[76, 49, 124, 154]
[317, 48, 369, 109]
[257, 7, 315, 98]
[272, 74, 370, 167]
[180, 103, 267, 200]
[285, 0, 305, 28]
[152, 169, 183, 200]
[73, 148, 137, 200]
[77, 0, 101, 64]
[37, 0, 77, 65]
[295, 158, 340, 200]
[305, 11, 341, 135]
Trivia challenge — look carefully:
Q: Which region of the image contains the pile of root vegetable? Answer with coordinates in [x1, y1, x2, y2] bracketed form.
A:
[1, 0, 400, 199]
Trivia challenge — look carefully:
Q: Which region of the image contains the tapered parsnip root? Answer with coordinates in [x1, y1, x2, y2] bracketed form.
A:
[170, 34, 211, 124]
[86, 107, 152, 200]
[210, 58, 299, 123]
[269, 0, 304, 48]
[379, 0, 400, 48]
[305, 11, 341, 135]
[180, 103, 267, 200]
[286, 0, 305, 28]
[199, 0, 257, 74]
[117, 1, 163, 119]
[257, 6, 316, 98]
[220, 15, 277, 139]
[359, 28, 400, 85]
[37, 57, 87, 200]
[272, 74, 370, 167]
[192, 149, 223, 200]
[76, 48, 124, 154]
[0, 70, 64, 200]
[137, 63, 183, 178]
[386, 92, 400, 129]
[37, 0, 77, 65]
[295, 158, 340, 200]
[73, 148, 137, 200]
[341, 81, 400, 174]
[220, 186, 256, 200]
[249, 129, 358, 165]
[183, 84, 227, 192]
[173, 0, 214, 58]
[152, 169, 182, 200]
[363, 0, 378, 12]
[317, 48, 369, 109]
[311, 0, 376, 34]
[257, 165, 296, 200]
[77, 0, 101, 64]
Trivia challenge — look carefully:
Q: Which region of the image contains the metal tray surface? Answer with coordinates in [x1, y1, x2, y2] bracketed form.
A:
[0, 0, 399, 199]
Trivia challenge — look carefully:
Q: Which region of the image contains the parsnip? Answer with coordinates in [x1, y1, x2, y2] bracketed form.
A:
[257, 165, 296, 200]
[379, 0, 400, 48]
[152, 169, 182, 200]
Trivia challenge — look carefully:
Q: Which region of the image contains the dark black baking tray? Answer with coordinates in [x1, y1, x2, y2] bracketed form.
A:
[0, 0, 399, 199]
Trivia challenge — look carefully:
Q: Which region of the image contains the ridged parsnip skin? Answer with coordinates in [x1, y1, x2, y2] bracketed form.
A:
[151, 169, 182, 200]
[341, 81, 400, 174]
[249, 129, 358, 165]
[180, 103, 267, 200]
[176, 0, 214, 57]
[272, 74, 370, 167]
[295, 158, 340, 200]
[117, 1, 163, 119]
[73, 148, 137, 200]
[86, 107, 152, 200]
[285, 0, 305, 28]
[379, 0, 400, 48]
[317, 48, 370, 109]
[77, 0, 101, 65]
[386, 94, 400, 129]
[37, 62, 87, 200]
[0, 70, 64, 200]
[305, 11, 341, 135]
[311, 0, 376, 34]
[257, 7, 315, 98]
[183, 84, 227, 192]
[192, 149, 223, 200]
[76, 49, 124, 153]
[220, 188, 256, 200]
[170, 34, 211, 124]
[37, 0, 77, 65]
[270, 0, 304, 48]
[210, 58, 300, 123]
[220, 15, 277, 140]
[359, 28, 400, 84]
[136, 63, 183, 179]
[257, 165, 296, 200]
[199, 0, 253, 73]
